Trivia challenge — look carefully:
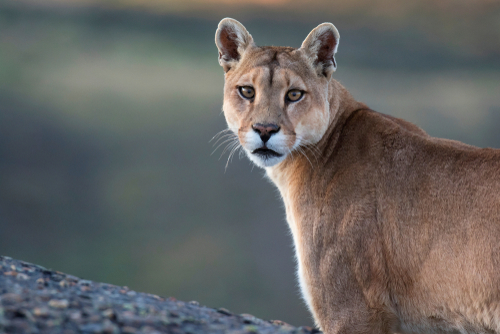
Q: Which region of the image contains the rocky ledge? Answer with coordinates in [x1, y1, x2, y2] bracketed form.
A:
[0, 256, 319, 334]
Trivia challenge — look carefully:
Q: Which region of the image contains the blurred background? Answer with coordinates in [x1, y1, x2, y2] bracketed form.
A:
[1, 0, 499, 326]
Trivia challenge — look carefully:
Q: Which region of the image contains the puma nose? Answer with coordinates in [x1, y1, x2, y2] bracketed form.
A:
[252, 123, 280, 144]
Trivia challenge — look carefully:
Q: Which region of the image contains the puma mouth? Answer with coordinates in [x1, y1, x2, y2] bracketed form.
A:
[252, 147, 283, 158]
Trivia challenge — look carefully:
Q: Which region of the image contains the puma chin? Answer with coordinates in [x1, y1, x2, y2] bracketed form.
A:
[243, 129, 306, 167]
[242, 132, 288, 168]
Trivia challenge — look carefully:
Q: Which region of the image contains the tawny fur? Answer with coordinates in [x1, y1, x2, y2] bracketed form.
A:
[215, 18, 500, 334]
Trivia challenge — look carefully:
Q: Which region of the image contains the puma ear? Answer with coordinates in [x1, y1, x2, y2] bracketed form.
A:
[300, 23, 340, 80]
[215, 18, 254, 72]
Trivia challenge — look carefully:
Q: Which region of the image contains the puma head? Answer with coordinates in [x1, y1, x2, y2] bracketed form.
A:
[215, 18, 340, 168]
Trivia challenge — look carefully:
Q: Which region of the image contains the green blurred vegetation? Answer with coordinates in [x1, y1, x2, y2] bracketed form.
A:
[0, 1, 499, 326]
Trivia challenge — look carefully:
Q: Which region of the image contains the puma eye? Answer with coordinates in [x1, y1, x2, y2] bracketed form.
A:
[286, 89, 303, 102]
[238, 86, 255, 99]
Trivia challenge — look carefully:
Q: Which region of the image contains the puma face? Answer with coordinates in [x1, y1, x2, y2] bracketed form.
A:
[215, 18, 340, 168]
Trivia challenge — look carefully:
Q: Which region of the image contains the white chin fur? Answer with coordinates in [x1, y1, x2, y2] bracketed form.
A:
[241, 131, 290, 168]
[244, 149, 286, 168]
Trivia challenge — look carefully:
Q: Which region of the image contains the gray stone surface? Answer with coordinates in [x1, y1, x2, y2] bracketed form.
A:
[0, 256, 320, 334]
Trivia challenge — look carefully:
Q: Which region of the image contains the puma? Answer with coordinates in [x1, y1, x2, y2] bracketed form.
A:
[214, 18, 500, 334]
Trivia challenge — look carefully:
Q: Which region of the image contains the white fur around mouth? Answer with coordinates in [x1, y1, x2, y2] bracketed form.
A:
[242, 130, 290, 168]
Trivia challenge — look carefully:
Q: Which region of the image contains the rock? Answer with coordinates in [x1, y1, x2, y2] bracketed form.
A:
[0, 293, 23, 304]
[217, 307, 232, 316]
[48, 299, 69, 309]
[0, 256, 321, 334]
[33, 307, 49, 317]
